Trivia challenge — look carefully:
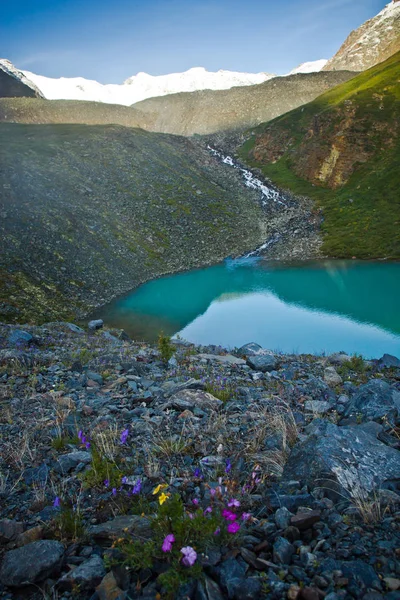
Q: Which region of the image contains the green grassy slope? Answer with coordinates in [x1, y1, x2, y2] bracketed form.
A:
[239, 52, 400, 258]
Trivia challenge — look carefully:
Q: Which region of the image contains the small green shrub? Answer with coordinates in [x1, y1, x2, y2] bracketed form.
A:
[53, 507, 85, 541]
[80, 444, 121, 488]
[205, 380, 235, 403]
[158, 332, 176, 363]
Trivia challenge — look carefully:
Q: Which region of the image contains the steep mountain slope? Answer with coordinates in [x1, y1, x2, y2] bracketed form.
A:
[0, 123, 269, 324]
[131, 71, 355, 135]
[323, 1, 400, 72]
[0, 59, 44, 99]
[239, 52, 400, 259]
[22, 66, 274, 106]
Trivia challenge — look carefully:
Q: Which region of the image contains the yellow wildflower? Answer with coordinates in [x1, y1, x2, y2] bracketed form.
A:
[158, 492, 170, 505]
[152, 483, 168, 495]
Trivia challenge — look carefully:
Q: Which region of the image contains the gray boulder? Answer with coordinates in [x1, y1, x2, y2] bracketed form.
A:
[237, 343, 265, 357]
[324, 366, 342, 386]
[56, 451, 92, 474]
[342, 379, 400, 425]
[164, 389, 224, 411]
[273, 537, 295, 564]
[282, 420, 400, 496]
[378, 354, 400, 369]
[0, 540, 64, 586]
[246, 355, 278, 372]
[88, 515, 152, 540]
[88, 319, 104, 331]
[8, 329, 33, 347]
[58, 555, 105, 591]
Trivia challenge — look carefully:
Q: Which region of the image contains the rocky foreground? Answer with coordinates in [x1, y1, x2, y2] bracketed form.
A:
[0, 321, 399, 600]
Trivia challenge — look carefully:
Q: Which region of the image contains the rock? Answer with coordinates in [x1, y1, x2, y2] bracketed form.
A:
[275, 507, 293, 530]
[0, 540, 64, 586]
[8, 328, 34, 347]
[218, 558, 246, 599]
[96, 572, 126, 600]
[167, 389, 223, 411]
[237, 343, 265, 356]
[196, 353, 246, 365]
[23, 463, 49, 485]
[288, 584, 301, 600]
[343, 379, 400, 425]
[88, 515, 152, 540]
[304, 400, 331, 415]
[329, 353, 351, 365]
[16, 526, 44, 546]
[290, 510, 321, 531]
[65, 323, 85, 334]
[233, 577, 262, 600]
[378, 354, 400, 369]
[56, 451, 92, 474]
[0, 519, 24, 543]
[324, 367, 342, 386]
[88, 319, 104, 331]
[384, 578, 400, 592]
[196, 575, 225, 600]
[273, 537, 295, 564]
[282, 420, 400, 496]
[247, 355, 278, 372]
[58, 555, 105, 591]
[298, 587, 320, 600]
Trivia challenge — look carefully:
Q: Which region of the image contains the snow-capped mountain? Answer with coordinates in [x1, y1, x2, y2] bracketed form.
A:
[288, 59, 328, 75]
[323, 0, 400, 71]
[0, 59, 44, 98]
[22, 66, 275, 106]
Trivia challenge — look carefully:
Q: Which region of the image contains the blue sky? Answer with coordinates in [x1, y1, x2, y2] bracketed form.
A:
[1, 0, 386, 82]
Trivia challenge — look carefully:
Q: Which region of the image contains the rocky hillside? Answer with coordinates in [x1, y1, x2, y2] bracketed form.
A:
[0, 97, 143, 126]
[0, 59, 44, 99]
[0, 72, 355, 137]
[323, 1, 400, 72]
[239, 52, 400, 259]
[0, 321, 399, 599]
[0, 122, 321, 325]
[131, 71, 355, 135]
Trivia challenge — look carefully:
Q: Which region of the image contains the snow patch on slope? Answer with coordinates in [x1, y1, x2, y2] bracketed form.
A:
[288, 59, 328, 75]
[22, 66, 275, 106]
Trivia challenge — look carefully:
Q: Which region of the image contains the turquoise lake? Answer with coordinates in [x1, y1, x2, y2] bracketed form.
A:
[99, 260, 400, 358]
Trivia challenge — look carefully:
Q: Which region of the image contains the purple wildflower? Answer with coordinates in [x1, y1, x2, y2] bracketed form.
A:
[104, 479, 110, 487]
[53, 496, 61, 508]
[120, 429, 129, 444]
[228, 498, 240, 508]
[132, 478, 142, 495]
[162, 534, 175, 553]
[193, 467, 201, 478]
[241, 512, 252, 521]
[112, 487, 117, 496]
[121, 476, 128, 484]
[225, 459, 232, 474]
[181, 546, 197, 567]
[227, 522, 240, 534]
[204, 506, 212, 515]
[214, 526, 221, 536]
[210, 488, 216, 498]
[192, 498, 199, 506]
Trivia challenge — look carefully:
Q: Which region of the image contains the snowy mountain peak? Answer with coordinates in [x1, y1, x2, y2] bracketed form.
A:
[23, 66, 275, 106]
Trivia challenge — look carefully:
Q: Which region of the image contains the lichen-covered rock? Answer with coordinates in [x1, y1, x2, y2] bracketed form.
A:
[57, 555, 105, 591]
[343, 379, 400, 425]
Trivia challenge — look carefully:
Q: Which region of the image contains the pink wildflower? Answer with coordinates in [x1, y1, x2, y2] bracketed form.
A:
[181, 546, 197, 567]
[214, 527, 221, 536]
[241, 512, 252, 521]
[204, 506, 212, 515]
[222, 509, 237, 522]
[162, 534, 175, 553]
[227, 522, 240, 534]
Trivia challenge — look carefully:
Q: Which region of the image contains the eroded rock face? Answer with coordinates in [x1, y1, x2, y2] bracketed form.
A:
[0, 59, 44, 99]
[323, 1, 400, 72]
